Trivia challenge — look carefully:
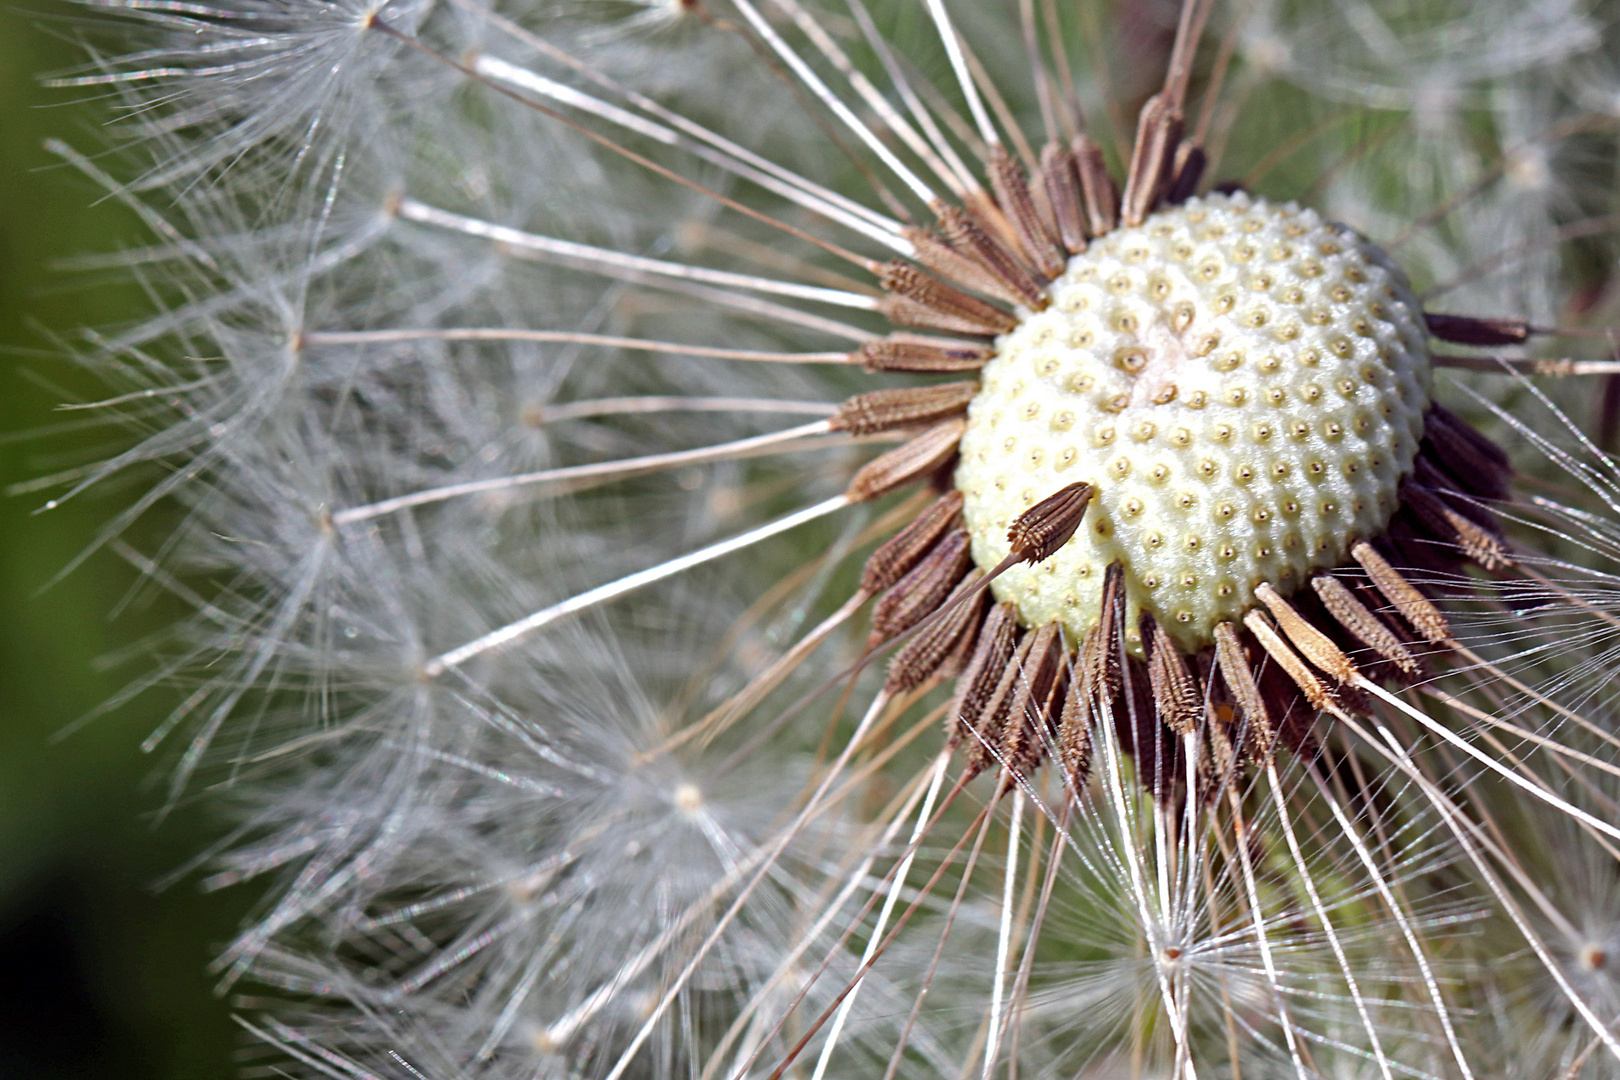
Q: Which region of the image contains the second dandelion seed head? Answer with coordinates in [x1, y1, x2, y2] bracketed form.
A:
[955, 192, 1433, 652]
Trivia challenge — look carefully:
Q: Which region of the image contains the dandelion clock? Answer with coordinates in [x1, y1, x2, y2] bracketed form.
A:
[29, 0, 1620, 1076]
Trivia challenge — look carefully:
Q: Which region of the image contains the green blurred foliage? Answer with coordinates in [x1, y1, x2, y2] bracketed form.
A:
[0, 6, 247, 1077]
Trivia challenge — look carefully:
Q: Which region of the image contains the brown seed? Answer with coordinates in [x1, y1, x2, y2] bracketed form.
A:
[1115, 657, 1180, 795]
[976, 622, 1066, 776]
[845, 417, 966, 502]
[1411, 455, 1505, 536]
[1351, 540, 1453, 644]
[1190, 722, 1221, 805]
[1257, 659, 1324, 759]
[1244, 608, 1335, 713]
[1142, 612, 1202, 735]
[1083, 562, 1127, 708]
[860, 490, 964, 595]
[1400, 482, 1510, 570]
[1428, 403, 1511, 469]
[989, 144, 1066, 279]
[1073, 134, 1119, 236]
[1056, 655, 1095, 793]
[967, 628, 1042, 773]
[904, 225, 1035, 310]
[884, 569, 988, 695]
[1422, 404, 1511, 500]
[959, 188, 1029, 255]
[831, 381, 980, 437]
[1040, 141, 1088, 255]
[855, 334, 994, 373]
[1384, 516, 1459, 581]
[1203, 710, 1241, 795]
[1015, 628, 1071, 777]
[876, 262, 1020, 335]
[869, 528, 973, 645]
[1213, 621, 1275, 763]
[1254, 582, 1359, 684]
[1311, 574, 1421, 676]
[1121, 93, 1184, 226]
[938, 600, 988, 681]
[949, 601, 1020, 750]
[1007, 482, 1095, 564]
[934, 204, 1049, 310]
[1350, 576, 1423, 648]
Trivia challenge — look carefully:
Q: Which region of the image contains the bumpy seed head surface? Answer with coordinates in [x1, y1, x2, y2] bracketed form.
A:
[955, 192, 1432, 653]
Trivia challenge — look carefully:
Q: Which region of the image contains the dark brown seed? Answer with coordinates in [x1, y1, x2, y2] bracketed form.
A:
[845, 417, 965, 503]
[1254, 582, 1359, 684]
[1411, 456, 1510, 557]
[1015, 627, 1070, 777]
[1121, 93, 1184, 226]
[1425, 312, 1530, 347]
[968, 628, 1042, 773]
[1165, 140, 1206, 204]
[860, 490, 964, 595]
[1400, 482, 1510, 570]
[1073, 134, 1118, 236]
[876, 262, 1020, 335]
[1257, 660, 1323, 760]
[1142, 612, 1202, 735]
[935, 204, 1049, 309]
[855, 334, 994, 373]
[1429, 403, 1511, 470]
[1007, 482, 1094, 564]
[1040, 141, 1088, 256]
[979, 622, 1066, 776]
[948, 601, 1019, 750]
[884, 569, 987, 695]
[1115, 657, 1180, 796]
[1213, 622, 1275, 764]
[1244, 609, 1335, 713]
[1204, 712, 1241, 794]
[831, 381, 980, 437]
[1311, 575, 1422, 676]
[869, 528, 973, 645]
[989, 144, 1066, 279]
[1083, 562, 1127, 708]
[1056, 655, 1094, 793]
[1384, 516, 1461, 580]
[1422, 405, 1511, 499]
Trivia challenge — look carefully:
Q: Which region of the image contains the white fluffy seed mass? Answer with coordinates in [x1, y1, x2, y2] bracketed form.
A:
[956, 193, 1433, 652]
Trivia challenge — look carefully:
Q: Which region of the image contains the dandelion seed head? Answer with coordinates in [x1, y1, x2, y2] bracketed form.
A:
[956, 193, 1431, 650]
[1504, 143, 1554, 194]
[40, 0, 1620, 1072]
[671, 779, 705, 817]
[1577, 940, 1611, 973]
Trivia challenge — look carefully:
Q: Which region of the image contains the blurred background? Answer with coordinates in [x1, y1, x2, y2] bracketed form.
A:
[0, 6, 248, 1077]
